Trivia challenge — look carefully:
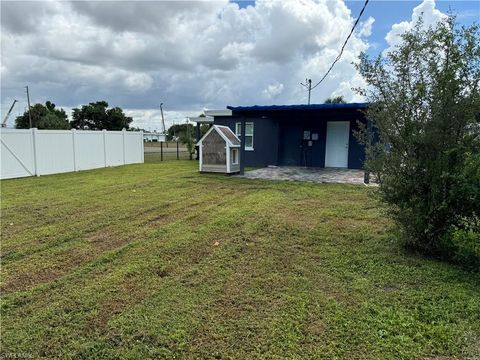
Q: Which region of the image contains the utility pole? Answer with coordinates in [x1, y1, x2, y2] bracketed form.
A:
[307, 78, 312, 105]
[25, 85, 32, 128]
[300, 78, 312, 105]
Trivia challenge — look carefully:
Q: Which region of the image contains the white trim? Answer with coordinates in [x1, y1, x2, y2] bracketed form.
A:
[235, 122, 254, 150]
[196, 125, 216, 146]
[203, 109, 232, 117]
[199, 142, 203, 171]
[188, 116, 214, 123]
[196, 125, 240, 148]
[231, 148, 239, 165]
[226, 144, 231, 173]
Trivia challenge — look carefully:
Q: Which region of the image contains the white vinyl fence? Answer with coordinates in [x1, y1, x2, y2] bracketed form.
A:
[1, 128, 144, 180]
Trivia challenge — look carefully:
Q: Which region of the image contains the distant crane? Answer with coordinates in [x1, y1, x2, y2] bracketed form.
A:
[160, 102, 166, 134]
[1, 100, 18, 128]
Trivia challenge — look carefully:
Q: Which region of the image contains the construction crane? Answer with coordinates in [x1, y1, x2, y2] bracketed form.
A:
[1, 100, 18, 128]
[160, 102, 166, 134]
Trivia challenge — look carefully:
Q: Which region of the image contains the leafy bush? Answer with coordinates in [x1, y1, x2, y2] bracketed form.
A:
[442, 226, 480, 271]
[355, 16, 480, 268]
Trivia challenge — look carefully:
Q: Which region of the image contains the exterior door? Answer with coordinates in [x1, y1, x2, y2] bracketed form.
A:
[325, 121, 350, 168]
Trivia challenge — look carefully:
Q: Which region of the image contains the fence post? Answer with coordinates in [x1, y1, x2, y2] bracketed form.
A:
[140, 131, 144, 163]
[176, 141, 179, 160]
[160, 141, 163, 161]
[31, 128, 40, 176]
[103, 129, 107, 167]
[122, 128, 126, 165]
[72, 129, 77, 171]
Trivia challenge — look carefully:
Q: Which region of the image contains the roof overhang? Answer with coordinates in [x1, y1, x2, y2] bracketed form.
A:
[188, 116, 214, 124]
[203, 109, 232, 117]
[227, 103, 368, 112]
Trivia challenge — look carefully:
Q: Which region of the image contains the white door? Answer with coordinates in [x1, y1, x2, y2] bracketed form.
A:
[325, 121, 350, 168]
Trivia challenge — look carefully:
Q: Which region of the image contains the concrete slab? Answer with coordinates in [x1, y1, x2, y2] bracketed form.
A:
[241, 166, 366, 185]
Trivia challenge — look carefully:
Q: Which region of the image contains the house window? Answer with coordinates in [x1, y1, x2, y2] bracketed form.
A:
[235, 122, 254, 150]
[231, 149, 239, 165]
[235, 122, 241, 136]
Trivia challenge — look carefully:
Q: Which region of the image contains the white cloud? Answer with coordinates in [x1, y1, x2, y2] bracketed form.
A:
[359, 17, 375, 37]
[124, 109, 200, 132]
[1, 0, 377, 127]
[263, 83, 284, 99]
[384, 0, 447, 53]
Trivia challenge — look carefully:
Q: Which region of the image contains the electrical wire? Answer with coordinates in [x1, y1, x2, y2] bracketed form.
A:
[310, 0, 370, 91]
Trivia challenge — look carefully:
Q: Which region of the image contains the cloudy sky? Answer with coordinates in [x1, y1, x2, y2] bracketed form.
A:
[1, 0, 478, 131]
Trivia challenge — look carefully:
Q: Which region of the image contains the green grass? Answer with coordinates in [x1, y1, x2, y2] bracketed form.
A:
[1, 161, 479, 359]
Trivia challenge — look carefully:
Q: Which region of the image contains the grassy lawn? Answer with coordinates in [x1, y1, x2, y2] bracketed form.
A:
[1, 161, 479, 359]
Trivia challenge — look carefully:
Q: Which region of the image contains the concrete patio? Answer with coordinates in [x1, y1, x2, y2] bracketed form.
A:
[241, 166, 367, 185]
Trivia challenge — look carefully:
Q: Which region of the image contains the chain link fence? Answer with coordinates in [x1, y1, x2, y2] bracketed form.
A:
[144, 141, 194, 163]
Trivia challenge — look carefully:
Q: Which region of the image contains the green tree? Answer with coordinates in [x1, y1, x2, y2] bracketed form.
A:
[70, 101, 132, 130]
[15, 101, 70, 129]
[355, 16, 480, 266]
[324, 96, 346, 104]
[167, 123, 195, 141]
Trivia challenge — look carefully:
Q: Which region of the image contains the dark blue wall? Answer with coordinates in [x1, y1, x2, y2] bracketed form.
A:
[214, 108, 367, 169]
[214, 116, 279, 167]
[348, 119, 366, 169]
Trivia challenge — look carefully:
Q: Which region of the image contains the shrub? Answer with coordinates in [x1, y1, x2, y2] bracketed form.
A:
[355, 16, 480, 267]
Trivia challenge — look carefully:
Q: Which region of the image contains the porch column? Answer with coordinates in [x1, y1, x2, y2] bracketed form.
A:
[240, 117, 246, 175]
[196, 122, 201, 142]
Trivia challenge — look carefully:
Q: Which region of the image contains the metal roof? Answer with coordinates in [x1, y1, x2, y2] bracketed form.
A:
[196, 125, 240, 147]
[227, 103, 368, 112]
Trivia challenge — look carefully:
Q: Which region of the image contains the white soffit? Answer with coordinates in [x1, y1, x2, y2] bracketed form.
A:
[203, 109, 232, 117]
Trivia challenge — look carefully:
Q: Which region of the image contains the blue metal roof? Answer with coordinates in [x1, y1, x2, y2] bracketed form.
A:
[227, 103, 368, 112]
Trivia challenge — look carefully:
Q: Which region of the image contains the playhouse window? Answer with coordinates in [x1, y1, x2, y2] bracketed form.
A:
[232, 149, 239, 164]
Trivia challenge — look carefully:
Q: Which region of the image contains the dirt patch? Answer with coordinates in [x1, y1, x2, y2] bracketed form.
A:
[145, 213, 174, 228]
[2, 228, 135, 294]
[87, 227, 132, 252]
[1, 248, 90, 293]
[86, 279, 149, 330]
[305, 318, 326, 336]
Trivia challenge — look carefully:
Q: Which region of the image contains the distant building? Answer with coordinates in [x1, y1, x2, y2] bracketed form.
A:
[143, 132, 166, 142]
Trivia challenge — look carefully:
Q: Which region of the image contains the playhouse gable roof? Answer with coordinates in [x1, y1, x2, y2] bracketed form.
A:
[197, 125, 240, 147]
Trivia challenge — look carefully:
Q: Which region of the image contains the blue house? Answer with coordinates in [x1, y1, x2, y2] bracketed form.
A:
[196, 103, 369, 174]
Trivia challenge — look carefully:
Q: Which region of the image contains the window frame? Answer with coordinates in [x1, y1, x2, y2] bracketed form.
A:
[231, 148, 239, 165]
[235, 121, 254, 151]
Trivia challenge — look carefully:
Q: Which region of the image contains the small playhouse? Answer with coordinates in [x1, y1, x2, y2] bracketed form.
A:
[197, 125, 240, 173]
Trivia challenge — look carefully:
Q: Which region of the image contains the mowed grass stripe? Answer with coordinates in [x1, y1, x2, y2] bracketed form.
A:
[1, 161, 479, 359]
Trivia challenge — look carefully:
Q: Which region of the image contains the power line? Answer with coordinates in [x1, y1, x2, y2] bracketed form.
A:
[310, 0, 370, 92]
